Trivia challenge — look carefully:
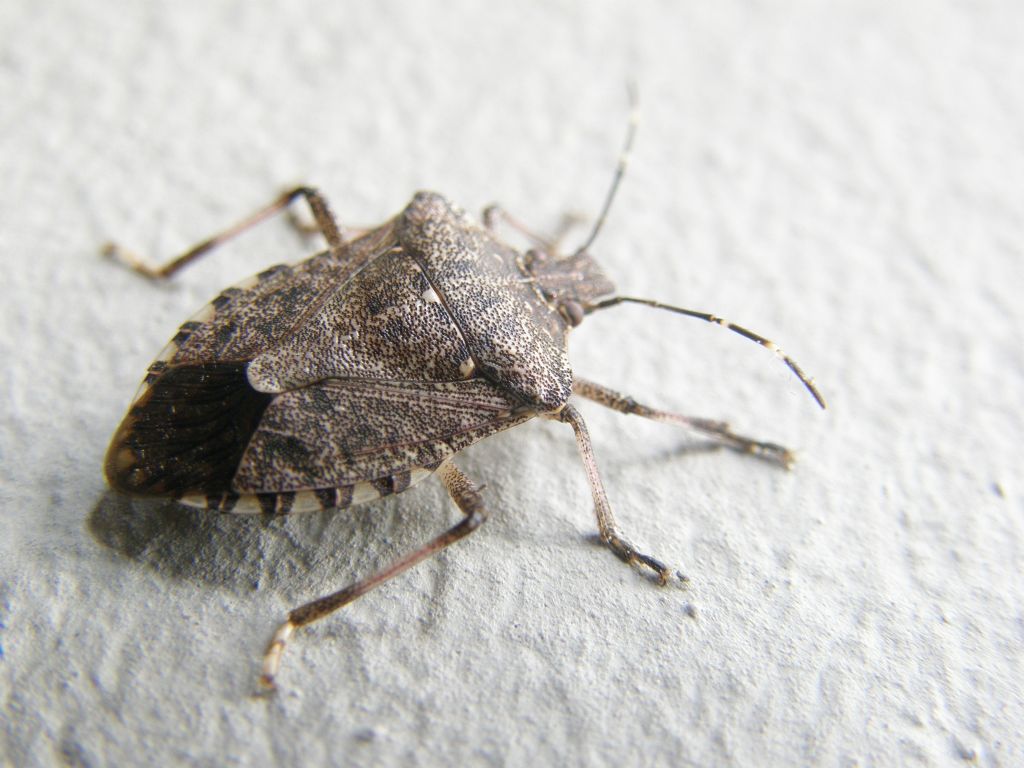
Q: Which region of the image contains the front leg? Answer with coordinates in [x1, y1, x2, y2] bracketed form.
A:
[482, 204, 586, 254]
[573, 378, 796, 469]
[556, 404, 686, 586]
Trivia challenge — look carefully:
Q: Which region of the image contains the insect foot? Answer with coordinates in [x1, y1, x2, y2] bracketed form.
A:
[604, 532, 688, 587]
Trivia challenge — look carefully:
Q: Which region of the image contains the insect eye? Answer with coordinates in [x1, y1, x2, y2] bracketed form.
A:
[524, 249, 549, 270]
[560, 300, 585, 327]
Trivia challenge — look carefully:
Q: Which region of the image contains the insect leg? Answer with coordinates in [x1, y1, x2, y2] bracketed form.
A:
[485, 83, 637, 256]
[482, 205, 585, 253]
[259, 461, 488, 690]
[556, 403, 686, 586]
[573, 378, 795, 469]
[103, 186, 347, 279]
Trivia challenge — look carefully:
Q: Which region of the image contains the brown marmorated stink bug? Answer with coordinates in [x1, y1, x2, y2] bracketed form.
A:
[103, 105, 825, 689]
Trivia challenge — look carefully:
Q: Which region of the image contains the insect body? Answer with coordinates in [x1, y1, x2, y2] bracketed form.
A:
[105, 141, 824, 689]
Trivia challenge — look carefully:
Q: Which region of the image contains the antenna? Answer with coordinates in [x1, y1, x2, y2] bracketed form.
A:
[585, 296, 827, 409]
[573, 83, 639, 256]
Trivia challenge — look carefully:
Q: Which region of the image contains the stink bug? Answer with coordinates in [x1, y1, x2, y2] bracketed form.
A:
[103, 105, 825, 689]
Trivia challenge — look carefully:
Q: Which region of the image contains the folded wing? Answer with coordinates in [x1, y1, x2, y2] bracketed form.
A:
[233, 378, 533, 493]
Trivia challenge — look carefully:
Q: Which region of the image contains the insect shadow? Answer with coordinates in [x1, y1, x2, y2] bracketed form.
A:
[86, 435, 538, 596]
[614, 435, 755, 468]
[86, 485, 450, 597]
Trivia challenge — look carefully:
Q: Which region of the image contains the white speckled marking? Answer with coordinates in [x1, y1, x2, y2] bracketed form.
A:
[188, 302, 217, 325]
[352, 482, 382, 505]
[154, 340, 180, 364]
[290, 491, 326, 513]
[234, 274, 261, 291]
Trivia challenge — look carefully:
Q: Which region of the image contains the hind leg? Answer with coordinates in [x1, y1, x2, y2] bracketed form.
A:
[259, 460, 488, 690]
[103, 186, 349, 279]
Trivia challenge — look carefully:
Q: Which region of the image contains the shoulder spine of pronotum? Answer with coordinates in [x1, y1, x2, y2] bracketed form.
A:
[103, 90, 825, 689]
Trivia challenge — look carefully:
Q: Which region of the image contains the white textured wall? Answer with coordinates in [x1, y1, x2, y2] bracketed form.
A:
[2, 1, 1021, 765]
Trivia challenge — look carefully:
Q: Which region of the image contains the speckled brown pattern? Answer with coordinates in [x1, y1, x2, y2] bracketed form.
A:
[234, 379, 530, 493]
[171, 218, 399, 364]
[246, 246, 474, 391]
[399, 192, 576, 410]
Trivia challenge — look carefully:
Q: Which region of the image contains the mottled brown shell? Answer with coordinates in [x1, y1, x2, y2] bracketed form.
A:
[105, 191, 617, 512]
[397, 192, 575, 410]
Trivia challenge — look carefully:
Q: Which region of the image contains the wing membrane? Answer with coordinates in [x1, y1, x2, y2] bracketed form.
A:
[234, 378, 533, 493]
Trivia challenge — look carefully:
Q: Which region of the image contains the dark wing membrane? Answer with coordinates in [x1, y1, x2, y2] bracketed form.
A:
[105, 363, 273, 496]
[233, 378, 534, 493]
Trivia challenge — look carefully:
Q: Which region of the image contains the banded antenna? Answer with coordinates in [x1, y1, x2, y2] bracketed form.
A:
[576, 85, 825, 410]
[586, 296, 827, 409]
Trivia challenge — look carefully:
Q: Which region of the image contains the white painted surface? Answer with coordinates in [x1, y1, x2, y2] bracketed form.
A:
[2, 1, 1021, 765]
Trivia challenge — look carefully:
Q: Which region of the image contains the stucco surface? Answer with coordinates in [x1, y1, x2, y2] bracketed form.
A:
[1, 2, 1021, 765]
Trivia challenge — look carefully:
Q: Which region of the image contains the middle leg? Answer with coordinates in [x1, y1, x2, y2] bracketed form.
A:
[573, 378, 796, 469]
